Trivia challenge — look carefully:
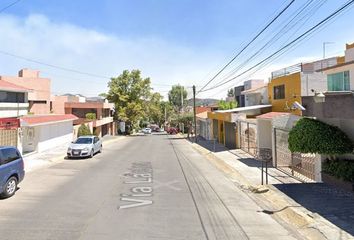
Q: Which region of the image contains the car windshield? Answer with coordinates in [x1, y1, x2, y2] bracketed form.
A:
[74, 138, 93, 144]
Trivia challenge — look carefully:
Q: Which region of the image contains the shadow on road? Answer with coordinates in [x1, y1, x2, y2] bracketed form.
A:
[274, 183, 354, 236]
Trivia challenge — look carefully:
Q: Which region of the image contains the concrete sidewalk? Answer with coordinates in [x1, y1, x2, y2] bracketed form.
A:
[188, 137, 354, 240]
[24, 135, 126, 172]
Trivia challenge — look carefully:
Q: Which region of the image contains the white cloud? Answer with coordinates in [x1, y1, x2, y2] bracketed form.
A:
[0, 14, 224, 99]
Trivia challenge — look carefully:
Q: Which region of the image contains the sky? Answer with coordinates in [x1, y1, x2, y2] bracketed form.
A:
[0, 0, 354, 99]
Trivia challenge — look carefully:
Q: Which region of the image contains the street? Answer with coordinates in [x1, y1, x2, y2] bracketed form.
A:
[0, 134, 299, 240]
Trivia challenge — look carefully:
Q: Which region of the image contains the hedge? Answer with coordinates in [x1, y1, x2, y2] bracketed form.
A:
[322, 160, 354, 182]
[288, 118, 353, 155]
[78, 124, 92, 137]
[85, 113, 96, 120]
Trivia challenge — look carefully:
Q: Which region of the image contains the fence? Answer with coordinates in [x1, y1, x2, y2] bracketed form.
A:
[274, 128, 317, 181]
[239, 121, 257, 156]
[0, 129, 18, 147]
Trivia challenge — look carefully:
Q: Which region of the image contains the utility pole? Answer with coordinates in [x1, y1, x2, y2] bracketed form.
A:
[193, 85, 197, 143]
[323, 42, 334, 59]
[181, 86, 184, 133]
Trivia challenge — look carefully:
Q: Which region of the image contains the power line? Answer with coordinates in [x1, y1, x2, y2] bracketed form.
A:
[0, 0, 22, 14]
[197, 0, 296, 94]
[199, 0, 354, 93]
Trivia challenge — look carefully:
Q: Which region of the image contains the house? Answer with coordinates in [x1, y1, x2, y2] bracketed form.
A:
[0, 69, 51, 114]
[207, 105, 271, 150]
[234, 85, 245, 107]
[268, 58, 340, 116]
[302, 42, 354, 150]
[51, 96, 115, 138]
[241, 79, 268, 107]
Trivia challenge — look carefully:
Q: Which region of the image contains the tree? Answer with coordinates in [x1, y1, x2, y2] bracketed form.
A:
[78, 124, 92, 137]
[147, 92, 164, 125]
[218, 100, 237, 110]
[106, 70, 151, 131]
[227, 88, 235, 97]
[288, 118, 353, 155]
[168, 85, 187, 111]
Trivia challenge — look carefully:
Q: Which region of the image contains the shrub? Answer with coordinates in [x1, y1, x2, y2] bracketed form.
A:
[78, 124, 92, 137]
[288, 118, 353, 155]
[322, 159, 354, 182]
[85, 113, 96, 120]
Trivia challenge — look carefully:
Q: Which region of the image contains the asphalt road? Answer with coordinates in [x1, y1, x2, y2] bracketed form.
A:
[0, 134, 299, 240]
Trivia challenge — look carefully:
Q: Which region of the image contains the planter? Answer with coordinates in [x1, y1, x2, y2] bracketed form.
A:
[322, 172, 354, 192]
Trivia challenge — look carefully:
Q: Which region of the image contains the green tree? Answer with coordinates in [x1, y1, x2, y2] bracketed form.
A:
[168, 85, 187, 111]
[106, 70, 151, 131]
[218, 100, 237, 110]
[78, 124, 92, 137]
[147, 92, 164, 125]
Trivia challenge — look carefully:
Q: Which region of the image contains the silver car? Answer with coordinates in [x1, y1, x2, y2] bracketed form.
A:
[67, 136, 102, 158]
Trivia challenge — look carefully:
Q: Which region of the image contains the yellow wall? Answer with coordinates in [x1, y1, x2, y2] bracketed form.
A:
[268, 72, 302, 116]
[207, 111, 232, 122]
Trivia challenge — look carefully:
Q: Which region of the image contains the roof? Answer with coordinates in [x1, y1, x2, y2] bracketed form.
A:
[196, 111, 208, 119]
[0, 80, 31, 92]
[256, 112, 291, 120]
[215, 104, 272, 113]
[241, 85, 267, 95]
[20, 114, 78, 126]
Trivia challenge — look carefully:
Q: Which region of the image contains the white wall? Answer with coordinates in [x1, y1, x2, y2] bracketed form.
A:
[345, 47, 354, 62]
[36, 121, 74, 152]
[256, 119, 272, 149]
[324, 64, 354, 91]
[0, 103, 29, 117]
[300, 72, 327, 96]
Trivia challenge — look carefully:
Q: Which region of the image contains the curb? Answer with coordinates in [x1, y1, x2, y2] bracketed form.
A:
[187, 140, 353, 240]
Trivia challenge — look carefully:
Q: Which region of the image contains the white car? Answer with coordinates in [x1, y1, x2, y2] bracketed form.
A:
[142, 128, 152, 134]
[67, 136, 102, 158]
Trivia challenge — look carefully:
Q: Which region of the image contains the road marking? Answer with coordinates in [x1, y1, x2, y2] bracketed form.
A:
[154, 180, 182, 191]
[118, 162, 153, 210]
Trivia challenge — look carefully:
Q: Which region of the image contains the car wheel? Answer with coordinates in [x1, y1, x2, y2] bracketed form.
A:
[90, 149, 94, 158]
[1, 176, 18, 198]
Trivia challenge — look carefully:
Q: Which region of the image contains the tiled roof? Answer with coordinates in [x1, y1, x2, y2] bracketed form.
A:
[20, 114, 78, 126]
[256, 112, 290, 119]
[0, 80, 31, 92]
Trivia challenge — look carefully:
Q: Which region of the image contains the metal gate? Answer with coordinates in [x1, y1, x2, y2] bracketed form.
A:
[0, 129, 18, 147]
[274, 128, 316, 181]
[239, 121, 257, 156]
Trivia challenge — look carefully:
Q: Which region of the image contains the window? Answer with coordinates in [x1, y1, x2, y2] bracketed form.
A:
[273, 85, 285, 100]
[327, 71, 350, 91]
[0, 148, 20, 165]
[0, 91, 25, 103]
[74, 138, 93, 144]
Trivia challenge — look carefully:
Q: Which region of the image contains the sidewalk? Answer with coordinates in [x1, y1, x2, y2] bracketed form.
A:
[189, 136, 354, 240]
[24, 135, 126, 173]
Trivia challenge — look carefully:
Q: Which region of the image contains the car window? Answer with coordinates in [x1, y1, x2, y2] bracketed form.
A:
[0, 148, 20, 165]
[94, 137, 99, 143]
[75, 138, 93, 144]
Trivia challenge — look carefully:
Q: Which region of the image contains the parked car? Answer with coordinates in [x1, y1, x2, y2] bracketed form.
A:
[0, 146, 25, 198]
[143, 128, 152, 134]
[67, 136, 102, 159]
[167, 127, 178, 135]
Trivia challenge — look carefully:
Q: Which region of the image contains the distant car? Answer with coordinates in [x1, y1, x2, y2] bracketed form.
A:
[152, 127, 160, 132]
[143, 128, 152, 134]
[0, 146, 25, 198]
[167, 127, 178, 135]
[67, 136, 102, 159]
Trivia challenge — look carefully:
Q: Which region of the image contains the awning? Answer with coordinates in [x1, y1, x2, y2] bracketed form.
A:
[215, 104, 272, 113]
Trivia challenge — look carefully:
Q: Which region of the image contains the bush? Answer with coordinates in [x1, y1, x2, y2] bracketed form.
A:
[288, 118, 353, 155]
[78, 124, 92, 137]
[85, 113, 96, 120]
[322, 159, 354, 182]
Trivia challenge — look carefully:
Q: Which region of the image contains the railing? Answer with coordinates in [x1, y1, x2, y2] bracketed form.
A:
[271, 63, 302, 79]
